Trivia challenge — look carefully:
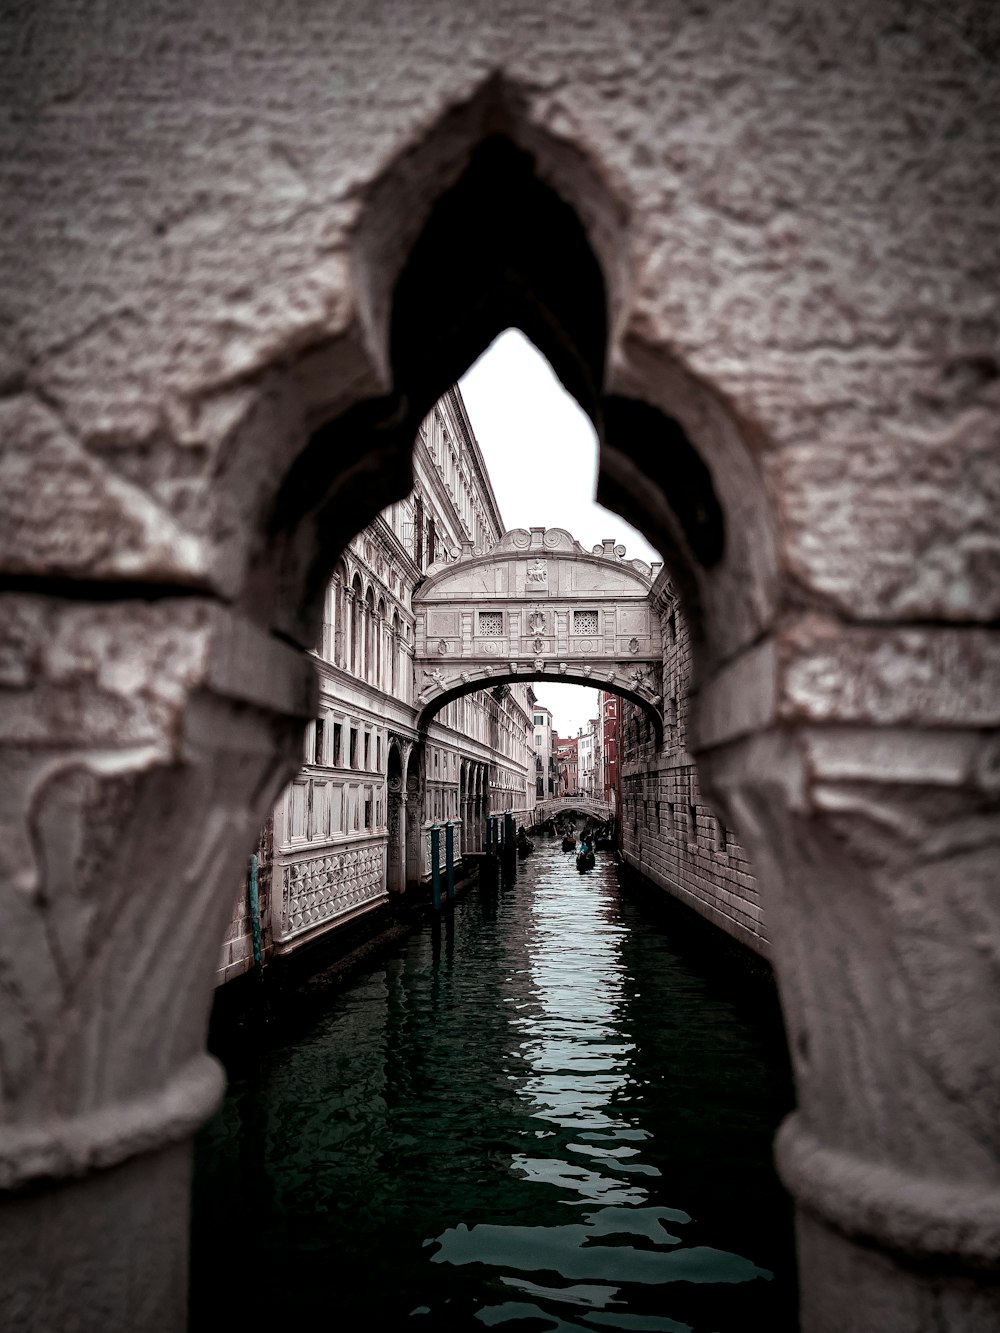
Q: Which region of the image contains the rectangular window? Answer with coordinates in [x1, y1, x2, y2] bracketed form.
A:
[349, 728, 358, 769]
[313, 718, 325, 766]
[376, 735, 381, 771]
[332, 722, 343, 766]
[689, 803, 698, 841]
[534, 715, 544, 726]
[364, 731, 371, 769]
[330, 785, 343, 834]
[290, 781, 307, 839]
[310, 782, 328, 839]
[364, 789, 373, 830]
[573, 610, 599, 635]
[478, 611, 504, 637]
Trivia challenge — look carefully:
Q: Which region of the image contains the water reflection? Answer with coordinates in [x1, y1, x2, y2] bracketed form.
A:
[427, 849, 774, 1328]
[191, 843, 795, 1331]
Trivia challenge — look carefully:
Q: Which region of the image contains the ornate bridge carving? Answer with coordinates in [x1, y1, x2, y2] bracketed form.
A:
[413, 528, 663, 735]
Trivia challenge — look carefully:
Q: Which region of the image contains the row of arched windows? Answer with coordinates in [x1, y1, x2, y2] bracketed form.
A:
[322, 563, 409, 696]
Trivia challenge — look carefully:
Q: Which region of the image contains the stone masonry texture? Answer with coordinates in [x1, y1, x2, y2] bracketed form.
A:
[1, 3, 998, 1331]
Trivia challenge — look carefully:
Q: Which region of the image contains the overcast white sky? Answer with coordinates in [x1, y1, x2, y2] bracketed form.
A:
[459, 328, 661, 738]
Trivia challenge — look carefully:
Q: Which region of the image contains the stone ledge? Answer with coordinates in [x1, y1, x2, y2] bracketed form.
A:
[0, 594, 317, 748]
[693, 621, 1000, 752]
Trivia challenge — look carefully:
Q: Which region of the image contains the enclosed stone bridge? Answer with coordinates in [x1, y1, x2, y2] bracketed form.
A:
[413, 528, 663, 733]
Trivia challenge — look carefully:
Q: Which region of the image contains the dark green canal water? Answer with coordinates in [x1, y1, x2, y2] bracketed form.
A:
[190, 844, 797, 1331]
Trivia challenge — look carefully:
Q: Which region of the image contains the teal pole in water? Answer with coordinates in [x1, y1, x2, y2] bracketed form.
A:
[445, 821, 455, 901]
[430, 823, 441, 910]
[248, 852, 262, 974]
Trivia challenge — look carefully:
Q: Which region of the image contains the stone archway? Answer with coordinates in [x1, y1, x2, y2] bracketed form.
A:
[461, 762, 472, 853]
[2, 15, 998, 1333]
[404, 745, 424, 890]
[386, 739, 405, 894]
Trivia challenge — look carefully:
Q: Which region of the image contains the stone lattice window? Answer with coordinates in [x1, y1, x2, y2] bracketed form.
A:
[479, 611, 504, 637]
[573, 610, 599, 634]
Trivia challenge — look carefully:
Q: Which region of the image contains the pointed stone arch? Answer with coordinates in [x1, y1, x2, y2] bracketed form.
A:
[2, 25, 995, 1333]
[259, 85, 772, 672]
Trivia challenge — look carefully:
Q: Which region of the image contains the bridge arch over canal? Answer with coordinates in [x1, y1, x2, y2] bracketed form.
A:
[413, 527, 664, 738]
[534, 797, 612, 824]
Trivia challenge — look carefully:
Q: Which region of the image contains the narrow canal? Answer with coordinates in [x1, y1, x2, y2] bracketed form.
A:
[190, 843, 797, 1331]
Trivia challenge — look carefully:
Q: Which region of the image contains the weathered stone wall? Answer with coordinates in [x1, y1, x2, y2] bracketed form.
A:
[2, 4, 998, 1330]
[619, 579, 765, 954]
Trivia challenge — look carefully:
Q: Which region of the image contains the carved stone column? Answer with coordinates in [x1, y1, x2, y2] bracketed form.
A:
[694, 619, 1000, 1332]
[396, 792, 408, 895]
[0, 596, 315, 1332]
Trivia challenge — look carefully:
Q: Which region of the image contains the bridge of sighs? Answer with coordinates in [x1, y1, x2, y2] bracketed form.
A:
[412, 528, 664, 734]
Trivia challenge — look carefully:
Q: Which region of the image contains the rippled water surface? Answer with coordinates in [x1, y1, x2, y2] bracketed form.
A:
[191, 845, 796, 1330]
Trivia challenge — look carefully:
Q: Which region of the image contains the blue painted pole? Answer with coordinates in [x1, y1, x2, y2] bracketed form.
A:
[445, 821, 455, 901]
[247, 852, 262, 974]
[431, 823, 441, 910]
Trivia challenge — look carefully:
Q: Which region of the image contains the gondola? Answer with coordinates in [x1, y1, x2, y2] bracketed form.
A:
[576, 849, 595, 872]
[517, 838, 534, 858]
[561, 835, 576, 852]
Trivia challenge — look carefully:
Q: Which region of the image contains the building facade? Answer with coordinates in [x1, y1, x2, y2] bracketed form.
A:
[532, 701, 554, 800]
[617, 574, 762, 954]
[577, 719, 599, 798]
[216, 388, 533, 980]
[601, 693, 620, 811]
[553, 733, 578, 796]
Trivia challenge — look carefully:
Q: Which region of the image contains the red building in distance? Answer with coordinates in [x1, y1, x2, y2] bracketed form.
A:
[601, 692, 620, 813]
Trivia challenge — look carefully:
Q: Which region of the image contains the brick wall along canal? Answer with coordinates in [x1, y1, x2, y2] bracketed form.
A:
[191, 844, 797, 1331]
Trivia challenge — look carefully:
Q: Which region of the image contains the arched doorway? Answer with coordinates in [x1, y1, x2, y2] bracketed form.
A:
[459, 760, 468, 851]
[386, 740, 404, 894]
[404, 745, 424, 889]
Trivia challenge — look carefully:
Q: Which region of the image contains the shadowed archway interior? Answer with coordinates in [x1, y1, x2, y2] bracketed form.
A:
[263, 135, 723, 656]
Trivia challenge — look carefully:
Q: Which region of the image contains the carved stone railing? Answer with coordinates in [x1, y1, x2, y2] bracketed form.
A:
[275, 837, 388, 949]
